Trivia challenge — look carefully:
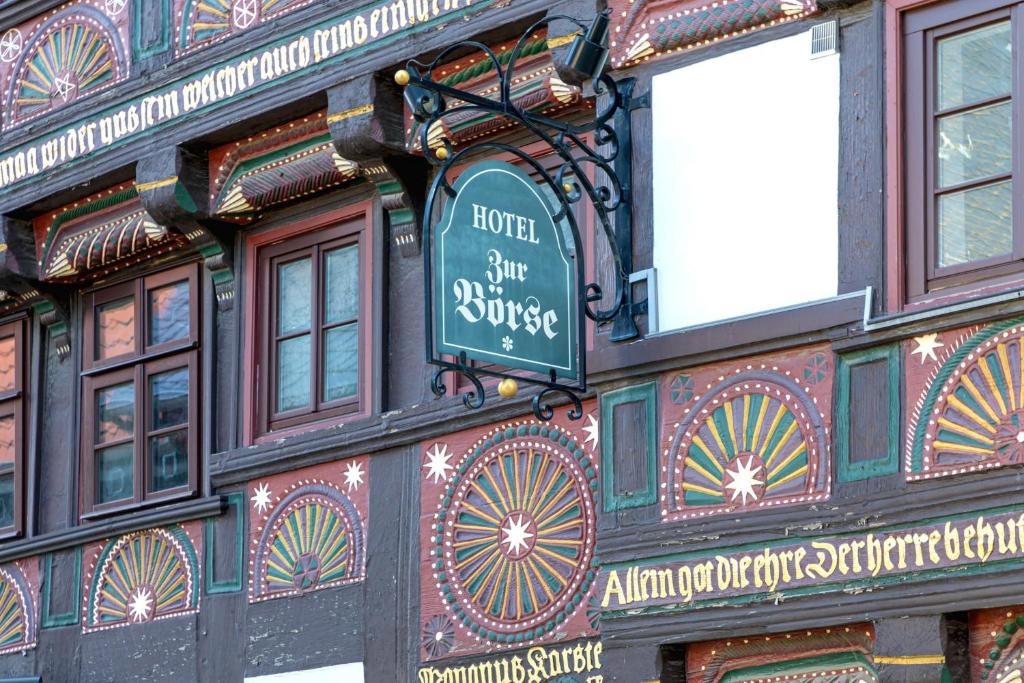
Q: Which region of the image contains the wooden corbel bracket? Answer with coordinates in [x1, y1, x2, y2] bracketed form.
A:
[136, 147, 236, 310]
[0, 216, 72, 359]
[327, 74, 427, 257]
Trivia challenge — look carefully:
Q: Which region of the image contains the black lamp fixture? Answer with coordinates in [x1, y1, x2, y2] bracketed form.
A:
[563, 10, 611, 82]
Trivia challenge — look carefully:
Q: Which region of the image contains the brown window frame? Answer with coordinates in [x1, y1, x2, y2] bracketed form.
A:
[79, 262, 200, 519]
[250, 205, 371, 439]
[905, 0, 1024, 300]
[0, 319, 26, 541]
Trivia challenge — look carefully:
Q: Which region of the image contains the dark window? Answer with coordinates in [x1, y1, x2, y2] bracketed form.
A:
[80, 263, 199, 517]
[0, 320, 25, 539]
[256, 218, 363, 434]
[905, 1, 1021, 298]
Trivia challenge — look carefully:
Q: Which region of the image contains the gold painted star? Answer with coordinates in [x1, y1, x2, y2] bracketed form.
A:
[912, 333, 944, 364]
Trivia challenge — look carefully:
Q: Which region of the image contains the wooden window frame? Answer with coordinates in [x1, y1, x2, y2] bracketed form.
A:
[0, 319, 26, 541]
[244, 200, 374, 443]
[79, 262, 200, 519]
[896, 0, 1024, 305]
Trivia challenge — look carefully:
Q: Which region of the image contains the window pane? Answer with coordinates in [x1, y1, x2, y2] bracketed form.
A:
[938, 21, 1012, 111]
[0, 414, 14, 526]
[323, 324, 357, 402]
[96, 296, 135, 360]
[938, 101, 1012, 187]
[148, 280, 190, 345]
[96, 382, 134, 444]
[0, 337, 14, 393]
[0, 474, 12, 529]
[149, 430, 188, 493]
[277, 335, 311, 412]
[150, 367, 189, 431]
[938, 180, 1013, 267]
[96, 443, 133, 504]
[278, 257, 312, 335]
[324, 245, 359, 323]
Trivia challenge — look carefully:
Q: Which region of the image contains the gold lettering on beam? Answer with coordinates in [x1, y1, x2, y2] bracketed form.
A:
[135, 176, 179, 192]
[327, 103, 374, 124]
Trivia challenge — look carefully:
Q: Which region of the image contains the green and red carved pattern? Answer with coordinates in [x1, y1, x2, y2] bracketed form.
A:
[34, 181, 187, 283]
[906, 318, 1024, 481]
[661, 347, 833, 522]
[176, 0, 313, 55]
[209, 111, 360, 220]
[970, 606, 1024, 681]
[419, 409, 599, 661]
[0, 1, 130, 129]
[608, 0, 818, 67]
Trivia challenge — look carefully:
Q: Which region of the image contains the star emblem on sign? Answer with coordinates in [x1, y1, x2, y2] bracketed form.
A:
[0, 30, 22, 63]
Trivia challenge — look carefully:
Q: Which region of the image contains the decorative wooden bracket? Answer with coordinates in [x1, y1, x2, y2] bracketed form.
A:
[136, 147, 236, 310]
[327, 75, 427, 257]
[0, 216, 72, 359]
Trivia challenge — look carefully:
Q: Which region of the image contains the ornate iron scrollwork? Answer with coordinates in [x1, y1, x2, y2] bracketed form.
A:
[405, 11, 647, 421]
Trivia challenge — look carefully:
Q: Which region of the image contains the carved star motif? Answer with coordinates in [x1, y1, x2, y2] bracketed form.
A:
[912, 333, 944, 364]
[53, 75, 75, 102]
[723, 456, 763, 506]
[423, 443, 454, 484]
[582, 413, 599, 451]
[104, 0, 127, 16]
[251, 482, 272, 515]
[344, 461, 364, 492]
[127, 588, 153, 623]
[232, 0, 259, 29]
[0, 30, 22, 63]
[500, 514, 534, 558]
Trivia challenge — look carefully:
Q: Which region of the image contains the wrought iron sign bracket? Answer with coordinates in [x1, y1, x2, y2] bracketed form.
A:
[404, 11, 649, 421]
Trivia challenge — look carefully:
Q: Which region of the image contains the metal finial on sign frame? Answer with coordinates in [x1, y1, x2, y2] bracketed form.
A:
[401, 11, 648, 421]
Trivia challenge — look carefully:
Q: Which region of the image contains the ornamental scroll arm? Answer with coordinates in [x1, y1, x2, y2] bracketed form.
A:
[403, 12, 649, 421]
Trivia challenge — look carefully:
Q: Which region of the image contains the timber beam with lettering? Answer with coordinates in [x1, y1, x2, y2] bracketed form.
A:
[327, 75, 427, 257]
[0, 216, 72, 359]
[136, 147, 236, 310]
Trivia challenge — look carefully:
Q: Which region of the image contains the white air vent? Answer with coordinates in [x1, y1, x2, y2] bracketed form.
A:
[810, 19, 839, 58]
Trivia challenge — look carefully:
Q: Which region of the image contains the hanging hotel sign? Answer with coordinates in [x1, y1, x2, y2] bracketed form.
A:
[433, 160, 580, 379]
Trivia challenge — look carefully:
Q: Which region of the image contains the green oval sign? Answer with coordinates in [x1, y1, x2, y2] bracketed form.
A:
[433, 159, 579, 380]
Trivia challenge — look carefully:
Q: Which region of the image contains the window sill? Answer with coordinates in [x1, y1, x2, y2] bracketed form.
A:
[0, 495, 224, 565]
[588, 291, 869, 379]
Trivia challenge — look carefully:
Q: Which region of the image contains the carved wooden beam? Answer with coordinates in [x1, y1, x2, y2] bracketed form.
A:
[0, 216, 71, 359]
[327, 74, 427, 257]
[136, 147, 236, 310]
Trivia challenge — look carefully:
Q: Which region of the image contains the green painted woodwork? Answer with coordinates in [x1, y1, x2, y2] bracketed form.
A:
[600, 382, 657, 512]
[205, 492, 245, 594]
[41, 547, 82, 628]
[433, 160, 579, 379]
[134, 0, 172, 60]
[720, 651, 877, 682]
[835, 344, 901, 482]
